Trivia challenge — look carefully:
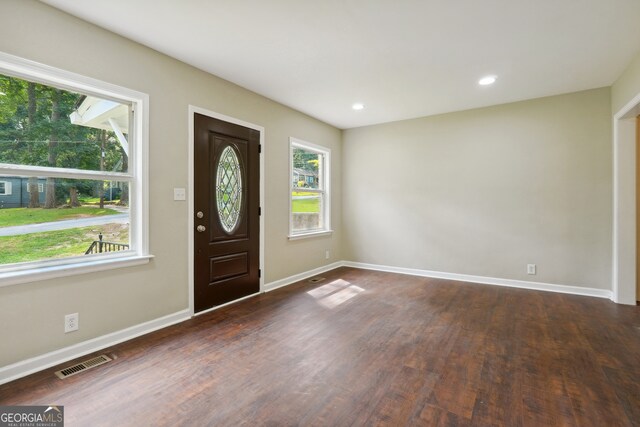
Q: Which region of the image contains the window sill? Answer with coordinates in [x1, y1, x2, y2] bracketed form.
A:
[0, 254, 154, 288]
[288, 230, 334, 241]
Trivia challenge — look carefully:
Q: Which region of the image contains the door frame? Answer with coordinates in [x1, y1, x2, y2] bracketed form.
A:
[613, 91, 640, 305]
[188, 105, 265, 316]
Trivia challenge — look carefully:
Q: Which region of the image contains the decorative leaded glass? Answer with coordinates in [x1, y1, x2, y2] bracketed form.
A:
[216, 146, 243, 233]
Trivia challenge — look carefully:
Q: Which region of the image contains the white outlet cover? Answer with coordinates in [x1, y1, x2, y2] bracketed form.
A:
[65, 313, 79, 333]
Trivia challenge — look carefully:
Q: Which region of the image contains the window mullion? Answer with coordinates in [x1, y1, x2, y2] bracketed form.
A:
[291, 187, 323, 194]
[0, 164, 133, 181]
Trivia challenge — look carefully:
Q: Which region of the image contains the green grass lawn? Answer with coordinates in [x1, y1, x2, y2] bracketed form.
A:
[79, 197, 102, 204]
[0, 206, 119, 228]
[292, 191, 320, 213]
[0, 224, 129, 264]
[79, 197, 121, 205]
[292, 197, 320, 213]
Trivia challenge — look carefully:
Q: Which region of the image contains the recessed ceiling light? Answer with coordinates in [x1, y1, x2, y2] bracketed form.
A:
[478, 76, 497, 86]
[352, 103, 365, 111]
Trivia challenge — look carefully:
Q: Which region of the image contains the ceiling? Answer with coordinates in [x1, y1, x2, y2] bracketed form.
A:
[40, 0, 640, 129]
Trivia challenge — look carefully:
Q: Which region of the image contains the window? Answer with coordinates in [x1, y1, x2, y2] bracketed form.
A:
[0, 181, 10, 195]
[0, 52, 149, 284]
[289, 137, 331, 238]
[25, 182, 44, 193]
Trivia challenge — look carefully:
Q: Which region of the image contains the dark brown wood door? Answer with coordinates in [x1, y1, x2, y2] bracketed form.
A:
[194, 113, 260, 313]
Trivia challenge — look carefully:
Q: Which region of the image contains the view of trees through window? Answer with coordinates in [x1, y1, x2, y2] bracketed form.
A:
[0, 73, 132, 266]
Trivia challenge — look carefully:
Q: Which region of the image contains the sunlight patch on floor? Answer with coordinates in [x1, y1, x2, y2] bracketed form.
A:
[307, 278, 365, 309]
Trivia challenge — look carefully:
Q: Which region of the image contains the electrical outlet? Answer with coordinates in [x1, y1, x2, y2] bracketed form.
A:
[65, 313, 79, 333]
[325, 250, 330, 260]
[173, 188, 186, 201]
[527, 264, 536, 275]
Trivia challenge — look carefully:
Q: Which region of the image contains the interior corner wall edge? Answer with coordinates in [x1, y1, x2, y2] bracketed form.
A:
[0, 0, 342, 368]
[342, 88, 613, 292]
[612, 49, 640, 114]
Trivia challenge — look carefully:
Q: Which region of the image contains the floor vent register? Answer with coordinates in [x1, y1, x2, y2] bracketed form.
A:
[55, 354, 113, 379]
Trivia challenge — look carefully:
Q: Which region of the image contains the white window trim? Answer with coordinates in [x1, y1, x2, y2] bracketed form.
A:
[288, 137, 332, 239]
[26, 182, 44, 193]
[0, 181, 10, 196]
[39, 182, 43, 193]
[0, 52, 151, 287]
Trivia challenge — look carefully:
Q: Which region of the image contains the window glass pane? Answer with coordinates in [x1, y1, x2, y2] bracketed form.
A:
[292, 147, 321, 190]
[0, 74, 130, 173]
[0, 176, 130, 266]
[216, 146, 243, 233]
[291, 190, 323, 233]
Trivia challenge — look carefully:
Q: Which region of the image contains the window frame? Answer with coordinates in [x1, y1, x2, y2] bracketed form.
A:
[288, 137, 332, 239]
[0, 52, 151, 288]
[25, 182, 44, 193]
[0, 181, 9, 195]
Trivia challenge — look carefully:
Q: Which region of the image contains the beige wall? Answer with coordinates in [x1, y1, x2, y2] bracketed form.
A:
[0, 1, 342, 367]
[343, 88, 612, 290]
[612, 50, 640, 114]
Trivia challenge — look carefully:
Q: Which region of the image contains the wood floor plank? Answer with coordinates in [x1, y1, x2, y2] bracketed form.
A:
[521, 384, 577, 427]
[471, 352, 524, 427]
[413, 403, 472, 427]
[1, 267, 638, 426]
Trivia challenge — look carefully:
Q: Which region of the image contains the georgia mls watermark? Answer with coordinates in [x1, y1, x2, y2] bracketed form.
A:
[0, 406, 64, 427]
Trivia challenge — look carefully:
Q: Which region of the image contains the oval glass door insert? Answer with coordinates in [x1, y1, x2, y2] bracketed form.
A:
[216, 146, 243, 233]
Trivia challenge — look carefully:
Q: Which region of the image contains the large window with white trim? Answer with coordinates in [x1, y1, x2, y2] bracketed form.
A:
[0, 53, 148, 280]
[289, 137, 331, 238]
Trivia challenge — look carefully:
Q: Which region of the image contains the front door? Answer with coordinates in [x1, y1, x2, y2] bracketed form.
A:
[194, 113, 260, 313]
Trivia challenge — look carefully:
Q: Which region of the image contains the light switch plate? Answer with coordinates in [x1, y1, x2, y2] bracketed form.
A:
[174, 188, 186, 201]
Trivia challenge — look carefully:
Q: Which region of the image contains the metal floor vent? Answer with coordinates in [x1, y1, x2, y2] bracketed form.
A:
[308, 277, 325, 283]
[55, 354, 112, 379]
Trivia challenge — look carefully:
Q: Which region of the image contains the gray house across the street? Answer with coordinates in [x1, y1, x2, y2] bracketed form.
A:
[0, 177, 47, 208]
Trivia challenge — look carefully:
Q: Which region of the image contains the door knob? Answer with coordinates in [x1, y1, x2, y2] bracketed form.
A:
[197, 225, 206, 232]
[196, 211, 204, 219]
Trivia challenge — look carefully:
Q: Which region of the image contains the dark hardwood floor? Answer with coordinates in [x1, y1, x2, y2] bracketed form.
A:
[1, 267, 639, 426]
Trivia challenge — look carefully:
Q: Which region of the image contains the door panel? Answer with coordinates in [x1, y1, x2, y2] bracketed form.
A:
[209, 253, 248, 282]
[194, 113, 260, 312]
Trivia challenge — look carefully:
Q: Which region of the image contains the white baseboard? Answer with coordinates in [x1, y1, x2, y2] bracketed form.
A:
[264, 261, 344, 292]
[0, 309, 190, 386]
[342, 261, 613, 299]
